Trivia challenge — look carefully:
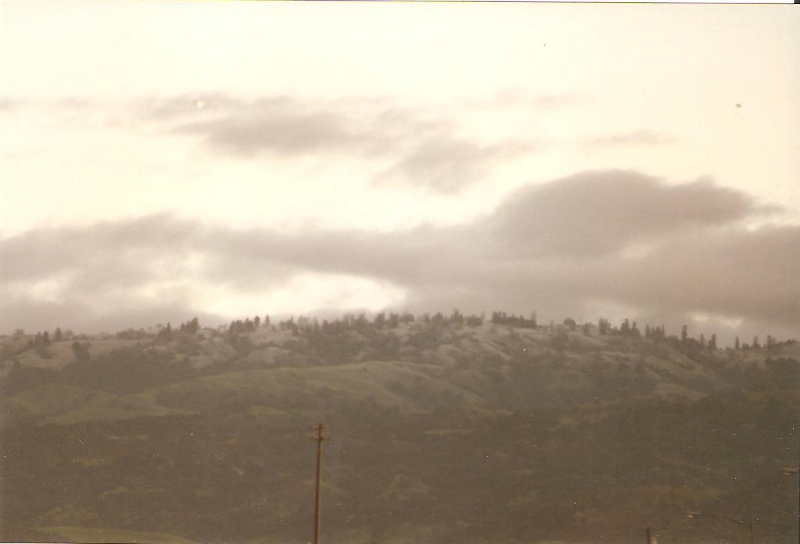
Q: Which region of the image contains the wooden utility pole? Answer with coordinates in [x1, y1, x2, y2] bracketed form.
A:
[312, 422, 331, 544]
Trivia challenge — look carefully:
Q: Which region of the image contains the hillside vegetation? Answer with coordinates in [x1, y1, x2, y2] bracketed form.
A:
[1, 313, 797, 544]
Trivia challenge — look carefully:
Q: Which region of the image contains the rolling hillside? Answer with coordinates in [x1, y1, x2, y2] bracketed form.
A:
[1, 315, 797, 543]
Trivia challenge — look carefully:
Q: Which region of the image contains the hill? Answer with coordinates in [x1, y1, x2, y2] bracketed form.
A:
[1, 314, 798, 543]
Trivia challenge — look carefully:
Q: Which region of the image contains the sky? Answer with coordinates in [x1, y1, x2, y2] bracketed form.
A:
[1, 1, 798, 345]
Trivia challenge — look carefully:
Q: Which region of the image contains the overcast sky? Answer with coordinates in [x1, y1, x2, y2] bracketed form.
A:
[1, 1, 798, 344]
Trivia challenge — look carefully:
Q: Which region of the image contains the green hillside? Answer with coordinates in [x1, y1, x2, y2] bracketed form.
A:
[1, 315, 797, 543]
[6, 384, 192, 425]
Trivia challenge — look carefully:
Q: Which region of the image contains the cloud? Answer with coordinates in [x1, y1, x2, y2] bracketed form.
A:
[144, 93, 537, 193]
[1, 171, 795, 340]
[171, 101, 377, 158]
[610, 224, 800, 329]
[373, 139, 537, 194]
[0, 97, 24, 112]
[0, 97, 100, 115]
[583, 129, 677, 150]
[484, 170, 777, 257]
[137, 93, 254, 121]
[159, 95, 446, 158]
[1, 93, 542, 194]
[53, 98, 92, 110]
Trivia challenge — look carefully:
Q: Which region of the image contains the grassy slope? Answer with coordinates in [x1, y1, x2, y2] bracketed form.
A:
[1, 322, 797, 544]
[6, 383, 194, 424]
[135, 361, 491, 415]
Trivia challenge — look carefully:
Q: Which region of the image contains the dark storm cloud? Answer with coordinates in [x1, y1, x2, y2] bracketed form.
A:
[583, 130, 677, 149]
[1, 171, 795, 338]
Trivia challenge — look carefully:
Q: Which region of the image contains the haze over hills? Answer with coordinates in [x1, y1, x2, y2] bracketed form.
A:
[1, 311, 798, 544]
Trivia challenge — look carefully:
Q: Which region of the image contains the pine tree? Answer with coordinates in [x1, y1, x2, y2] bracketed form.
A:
[158, 323, 173, 341]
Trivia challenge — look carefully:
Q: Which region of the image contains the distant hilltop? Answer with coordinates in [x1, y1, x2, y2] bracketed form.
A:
[2, 310, 796, 408]
[3, 309, 795, 361]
